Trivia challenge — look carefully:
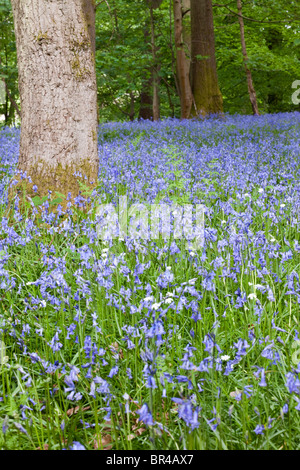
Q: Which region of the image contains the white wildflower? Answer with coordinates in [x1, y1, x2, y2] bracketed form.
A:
[152, 303, 161, 310]
[248, 293, 257, 300]
[221, 355, 230, 361]
[166, 292, 174, 297]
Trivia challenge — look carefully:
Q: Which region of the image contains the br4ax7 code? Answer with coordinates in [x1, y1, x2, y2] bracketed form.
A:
[150, 455, 194, 465]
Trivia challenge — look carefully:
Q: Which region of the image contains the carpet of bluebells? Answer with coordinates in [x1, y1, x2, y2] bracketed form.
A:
[0, 112, 300, 450]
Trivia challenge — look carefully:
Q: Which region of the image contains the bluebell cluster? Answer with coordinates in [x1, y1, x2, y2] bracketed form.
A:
[0, 112, 300, 449]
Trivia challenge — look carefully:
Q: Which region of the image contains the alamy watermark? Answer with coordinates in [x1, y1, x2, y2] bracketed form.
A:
[95, 196, 205, 250]
[292, 80, 300, 105]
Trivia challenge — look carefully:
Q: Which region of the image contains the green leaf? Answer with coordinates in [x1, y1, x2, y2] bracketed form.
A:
[54, 191, 66, 199]
[50, 198, 64, 206]
[31, 196, 42, 207]
[32, 196, 48, 206]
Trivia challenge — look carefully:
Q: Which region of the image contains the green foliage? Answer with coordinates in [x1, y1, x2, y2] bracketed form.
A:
[0, 0, 18, 125]
[95, 0, 179, 121]
[0, 0, 299, 123]
[214, 0, 300, 114]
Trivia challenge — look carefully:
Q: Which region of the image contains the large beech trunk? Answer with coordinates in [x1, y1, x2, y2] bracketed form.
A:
[173, 0, 193, 119]
[237, 0, 259, 115]
[190, 0, 223, 117]
[10, 0, 98, 199]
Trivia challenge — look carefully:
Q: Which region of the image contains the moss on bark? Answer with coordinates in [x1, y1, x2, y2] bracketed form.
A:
[8, 159, 99, 212]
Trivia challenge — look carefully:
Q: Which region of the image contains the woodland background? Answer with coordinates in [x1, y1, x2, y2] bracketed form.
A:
[1, 0, 299, 126]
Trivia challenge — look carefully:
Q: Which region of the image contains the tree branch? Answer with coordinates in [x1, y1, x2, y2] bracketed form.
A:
[95, 0, 104, 9]
[212, 2, 296, 23]
[95, 0, 111, 13]
[182, 9, 190, 18]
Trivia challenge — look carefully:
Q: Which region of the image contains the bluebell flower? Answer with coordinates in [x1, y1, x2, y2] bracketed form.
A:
[254, 424, 265, 435]
[136, 404, 154, 426]
[282, 403, 289, 415]
[2, 416, 9, 434]
[285, 372, 300, 394]
[14, 422, 28, 435]
[49, 331, 63, 352]
[108, 366, 119, 378]
[69, 441, 86, 450]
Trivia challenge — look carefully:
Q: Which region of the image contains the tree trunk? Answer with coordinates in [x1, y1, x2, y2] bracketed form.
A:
[237, 0, 259, 115]
[7, 95, 17, 125]
[150, 4, 160, 121]
[0, 56, 21, 122]
[138, 24, 153, 120]
[129, 91, 135, 121]
[139, 75, 154, 120]
[4, 85, 20, 120]
[173, 0, 193, 119]
[82, 0, 96, 57]
[190, 0, 223, 117]
[182, 0, 191, 72]
[10, 0, 98, 200]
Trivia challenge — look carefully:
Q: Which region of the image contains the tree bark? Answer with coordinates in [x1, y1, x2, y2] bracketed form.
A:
[4, 84, 20, 120]
[129, 90, 135, 121]
[190, 0, 223, 117]
[182, 0, 191, 72]
[0, 56, 21, 121]
[82, 0, 96, 57]
[138, 76, 154, 120]
[138, 24, 153, 120]
[237, 0, 259, 115]
[149, 3, 160, 121]
[10, 0, 98, 200]
[173, 0, 193, 119]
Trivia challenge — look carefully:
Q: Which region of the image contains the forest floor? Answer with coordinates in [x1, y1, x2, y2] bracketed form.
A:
[0, 112, 300, 450]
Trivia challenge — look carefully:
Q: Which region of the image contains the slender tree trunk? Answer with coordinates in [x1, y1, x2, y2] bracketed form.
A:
[4, 84, 20, 120]
[139, 77, 154, 120]
[4, 91, 8, 123]
[82, 0, 96, 57]
[129, 91, 135, 121]
[10, 0, 98, 200]
[0, 56, 21, 121]
[182, 0, 191, 72]
[139, 24, 153, 120]
[139, 78, 154, 120]
[190, 0, 223, 117]
[165, 81, 175, 117]
[150, 4, 160, 121]
[173, 0, 193, 119]
[237, 0, 259, 115]
[7, 96, 16, 125]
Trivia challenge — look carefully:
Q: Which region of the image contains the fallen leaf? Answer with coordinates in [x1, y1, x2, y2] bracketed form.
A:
[230, 390, 243, 398]
[108, 342, 124, 359]
[94, 434, 113, 450]
[36, 444, 49, 450]
[66, 405, 90, 417]
[131, 426, 146, 436]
